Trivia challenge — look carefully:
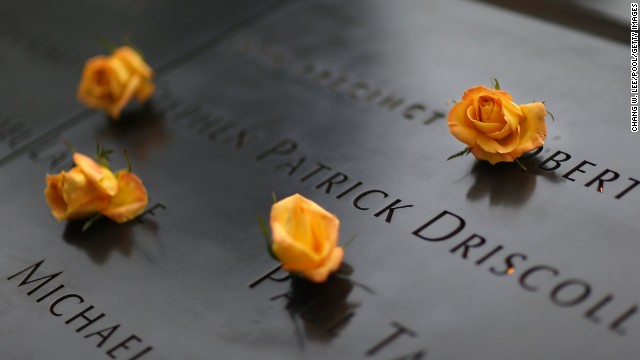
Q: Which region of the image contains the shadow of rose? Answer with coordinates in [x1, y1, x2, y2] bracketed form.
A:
[279, 263, 359, 343]
[62, 217, 159, 265]
[466, 155, 562, 207]
[95, 101, 170, 161]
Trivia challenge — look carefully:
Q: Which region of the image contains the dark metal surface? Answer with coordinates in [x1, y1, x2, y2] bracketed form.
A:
[0, 1, 637, 359]
[472, 0, 629, 43]
[0, 0, 284, 164]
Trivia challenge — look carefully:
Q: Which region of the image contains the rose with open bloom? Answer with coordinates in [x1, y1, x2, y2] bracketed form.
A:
[44, 152, 148, 224]
[78, 46, 154, 119]
[447, 86, 547, 164]
[270, 194, 343, 283]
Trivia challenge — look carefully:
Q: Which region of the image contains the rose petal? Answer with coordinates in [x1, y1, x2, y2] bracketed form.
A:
[77, 56, 113, 109]
[61, 168, 110, 220]
[509, 102, 547, 158]
[476, 128, 520, 153]
[135, 80, 155, 102]
[303, 247, 344, 283]
[474, 95, 506, 125]
[271, 194, 315, 250]
[461, 86, 513, 104]
[271, 222, 322, 270]
[470, 146, 516, 164]
[113, 46, 153, 78]
[308, 201, 340, 258]
[107, 57, 130, 97]
[44, 173, 67, 221]
[502, 100, 524, 132]
[448, 102, 480, 147]
[110, 74, 141, 119]
[101, 171, 148, 223]
[470, 119, 505, 134]
[483, 118, 514, 140]
[73, 153, 118, 196]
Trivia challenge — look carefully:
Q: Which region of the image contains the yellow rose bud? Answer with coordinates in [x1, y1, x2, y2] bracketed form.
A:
[447, 86, 547, 164]
[44, 153, 118, 221]
[101, 170, 148, 223]
[77, 46, 154, 120]
[270, 194, 343, 283]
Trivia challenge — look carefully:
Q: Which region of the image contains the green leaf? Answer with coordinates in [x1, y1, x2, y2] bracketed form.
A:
[95, 143, 114, 168]
[82, 214, 103, 232]
[95, 35, 117, 53]
[257, 216, 270, 242]
[271, 192, 278, 204]
[547, 109, 556, 122]
[257, 216, 277, 260]
[447, 147, 471, 161]
[539, 101, 555, 122]
[515, 158, 527, 171]
[491, 77, 501, 90]
[123, 149, 132, 172]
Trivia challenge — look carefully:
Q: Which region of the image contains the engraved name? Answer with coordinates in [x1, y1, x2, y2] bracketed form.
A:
[6, 260, 153, 359]
[253, 137, 639, 336]
[225, 36, 446, 127]
[0, 19, 84, 71]
[412, 210, 638, 336]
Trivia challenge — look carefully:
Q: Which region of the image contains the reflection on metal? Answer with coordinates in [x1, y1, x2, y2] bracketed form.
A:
[470, 0, 627, 43]
[275, 265, 359, 344]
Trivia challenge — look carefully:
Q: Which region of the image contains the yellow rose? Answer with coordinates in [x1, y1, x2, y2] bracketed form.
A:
[101, 170, 148, 223]
[77, 46, 154, 119]
[44, 151, 148, 225]
[44, 153, 118, 221]
[447, 86, 547, 164]
[270, 194, 343, 283]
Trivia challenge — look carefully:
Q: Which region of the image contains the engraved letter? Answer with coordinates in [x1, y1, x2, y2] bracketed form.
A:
[256, 139, 298, 161]
[412, 211, 466, 242]
[518, 265, 559, 292]
[374, 199, 414, 223]
[7, 259, 62, 296]
[538, 150, 572, 171]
